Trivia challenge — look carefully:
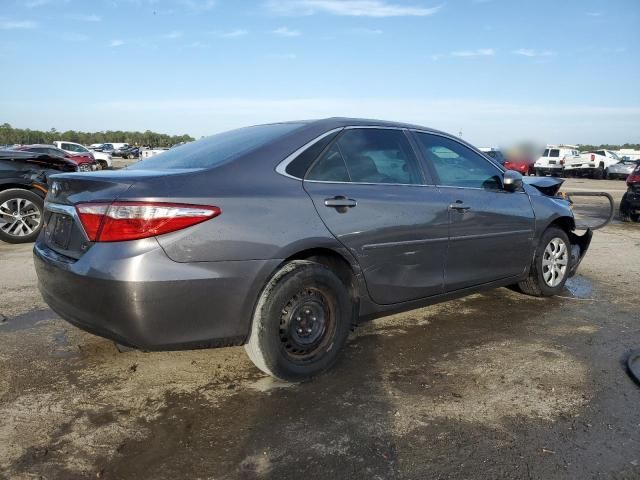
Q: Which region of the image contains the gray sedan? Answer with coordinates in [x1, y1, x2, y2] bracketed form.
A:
[607, 159, 639, 180]
[34, 118, 592, 381]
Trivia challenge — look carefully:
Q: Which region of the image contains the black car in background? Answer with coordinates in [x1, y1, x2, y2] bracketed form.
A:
[620, 163, 640, 222]
[118, 145, 140, 159]
[0, 150, 77, 243]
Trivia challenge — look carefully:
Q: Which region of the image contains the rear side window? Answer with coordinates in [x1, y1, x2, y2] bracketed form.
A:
[549, 149, 560, 158]
[336, 128, 421, 184]
[306, 144, 350, 182]
[130, 123, 305, 170]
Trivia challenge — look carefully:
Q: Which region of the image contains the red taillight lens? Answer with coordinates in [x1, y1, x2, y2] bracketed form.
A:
[76, 202, 221, 242]
[628, 174, 640, 186]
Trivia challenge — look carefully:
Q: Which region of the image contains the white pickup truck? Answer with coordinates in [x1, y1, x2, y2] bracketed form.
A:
[564, 149, 622, 179]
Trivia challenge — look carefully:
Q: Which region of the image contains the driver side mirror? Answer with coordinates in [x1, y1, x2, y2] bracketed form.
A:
[503, 170, 523, 192]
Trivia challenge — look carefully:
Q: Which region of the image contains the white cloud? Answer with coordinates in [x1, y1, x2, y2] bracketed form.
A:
[513, 48, 555, 57]
[93, 97, 640, 144]
[65, 14, 101, 22]
[272, 26, 301, 37]
[0, 19, 38, 29]
[348, 27, 383, 34]
[109, 39, 125, 47]
[586, 11, 602, 17]
[265, 0, 443, 17]
[219, 29, 249, 38]
[451, 48, 494, 57]
[160, 31, 182, 39]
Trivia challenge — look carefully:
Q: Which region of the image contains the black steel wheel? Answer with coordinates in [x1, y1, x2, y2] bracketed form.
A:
[245, 260, 353, 381]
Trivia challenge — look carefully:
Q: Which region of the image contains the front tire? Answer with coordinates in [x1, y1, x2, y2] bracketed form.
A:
[518, 227, 571, 297]
[245, 260, 353, 382]
[0, 189, 44, 244]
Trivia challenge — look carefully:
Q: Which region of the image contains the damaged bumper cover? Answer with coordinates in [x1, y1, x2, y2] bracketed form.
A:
[568, 228, 593, 278]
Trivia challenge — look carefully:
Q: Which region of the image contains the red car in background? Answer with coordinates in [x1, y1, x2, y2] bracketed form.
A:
[13, 145, 98, 172]
[504, 152, 536, 176]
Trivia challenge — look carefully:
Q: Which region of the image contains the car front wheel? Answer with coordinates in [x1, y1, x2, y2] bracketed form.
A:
[518, 227, 571, 297]
[245, 260, 353, 382]
[0, 189, 44, 244]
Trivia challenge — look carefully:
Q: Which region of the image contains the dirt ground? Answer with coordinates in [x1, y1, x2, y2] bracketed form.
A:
[1, 178, 638, 479]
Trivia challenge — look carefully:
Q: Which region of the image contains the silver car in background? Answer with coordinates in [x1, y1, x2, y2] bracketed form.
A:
[34, 118, 592, 381]
[607, 159, 639, 180]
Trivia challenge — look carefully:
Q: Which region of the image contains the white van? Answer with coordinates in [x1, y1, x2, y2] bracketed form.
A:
[534, 145, 580, 177]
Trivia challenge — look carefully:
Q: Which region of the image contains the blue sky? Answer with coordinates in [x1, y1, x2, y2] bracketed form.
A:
[1, 0, 639, 145]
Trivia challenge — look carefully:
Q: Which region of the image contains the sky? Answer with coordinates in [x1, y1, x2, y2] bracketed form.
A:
[0, 0, 639, 146]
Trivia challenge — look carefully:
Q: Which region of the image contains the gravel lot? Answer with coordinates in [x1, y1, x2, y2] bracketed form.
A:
[1, 178, 638, 479]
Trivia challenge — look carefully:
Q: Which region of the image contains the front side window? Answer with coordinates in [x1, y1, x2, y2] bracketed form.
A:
[414, 133, 502, 190]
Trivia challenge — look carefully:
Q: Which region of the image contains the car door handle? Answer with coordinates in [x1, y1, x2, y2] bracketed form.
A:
[449, 202, 471, 212]
[324, 196, 357, 208]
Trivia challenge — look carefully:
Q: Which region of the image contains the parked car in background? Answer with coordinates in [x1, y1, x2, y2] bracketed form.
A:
[564, 149, 622, 179]
[53, 141, 112, 170]
[99, 143, 116, 156]
[606, 159, 639, 180]
[620, 163, 640, 222]
[88, 143, 104, 151]
[479, 147, 506, 165]
[13, 144, 98, 172]
[119, 146, 139, 159]
[503, 151, 535, 176]
[34, 118, 592, 381]
[0, 149, 76, 243]
[534, 145, 579, 176]
[139, 146, 169, 159]
[113, 144, 133, 157]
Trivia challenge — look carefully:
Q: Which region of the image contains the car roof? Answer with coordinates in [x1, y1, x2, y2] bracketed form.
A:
[291, 117, 448, 135]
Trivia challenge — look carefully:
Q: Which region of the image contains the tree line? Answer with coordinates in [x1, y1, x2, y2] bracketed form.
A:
[0, 123, 195, 148]
[578, 143, 640, 151]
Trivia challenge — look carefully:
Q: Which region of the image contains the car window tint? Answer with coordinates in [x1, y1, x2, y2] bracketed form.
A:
[549, 149, 560, 158]
[306, 143, 350, 182]
[286, 129, 341, 179]
[130, 123, 305, 170]
[335, 129, 421, 184]
[414, 133, 502, 190]
[543, 149, 550, 157]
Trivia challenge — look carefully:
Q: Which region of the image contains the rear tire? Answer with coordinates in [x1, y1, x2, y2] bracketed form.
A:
[98, 160, 109, 170]
[518, 227, 571, 297]
[593, 164, 604, 180]
[245, 260, 353, 382]
[0, 189, 44, 244]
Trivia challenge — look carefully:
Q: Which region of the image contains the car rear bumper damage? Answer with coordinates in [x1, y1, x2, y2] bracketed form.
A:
[34, 239, 280, 350]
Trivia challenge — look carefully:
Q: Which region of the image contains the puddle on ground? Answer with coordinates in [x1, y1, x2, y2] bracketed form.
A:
[563, 276, 593, 299]
[52, 331, 79, 358]
[0, 309, 58, 333]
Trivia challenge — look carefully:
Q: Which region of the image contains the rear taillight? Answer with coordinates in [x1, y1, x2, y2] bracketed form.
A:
[76, 202, 221, 242]
[560, 159, 565, 166]
[628, 174, 640, 187]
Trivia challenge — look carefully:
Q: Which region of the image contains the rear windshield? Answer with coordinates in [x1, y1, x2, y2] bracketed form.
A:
[129, 123, 305, 170]
[549, 149, 560, 158]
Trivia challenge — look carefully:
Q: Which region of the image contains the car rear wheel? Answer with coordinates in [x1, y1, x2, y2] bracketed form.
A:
[593, 164, 604, 180]
[244, 260, 353, 382]
[98, 160, 109, 170]
[518, 227, 571, 297]
[0, 189, 44, 244]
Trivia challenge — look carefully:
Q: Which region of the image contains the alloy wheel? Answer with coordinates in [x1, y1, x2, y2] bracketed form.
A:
[542, 237, 568, 287]
[0, 197, 42, 238]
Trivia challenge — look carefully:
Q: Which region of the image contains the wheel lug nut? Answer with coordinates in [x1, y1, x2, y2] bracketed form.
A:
[296, 316, 301, 321]
[312, 317, 316, 321]
[297, 328, 303, 333]
[305, 309, 310, 315]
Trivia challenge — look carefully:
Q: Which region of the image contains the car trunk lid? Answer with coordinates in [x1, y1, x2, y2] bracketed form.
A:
[43, 169, 187, 259]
